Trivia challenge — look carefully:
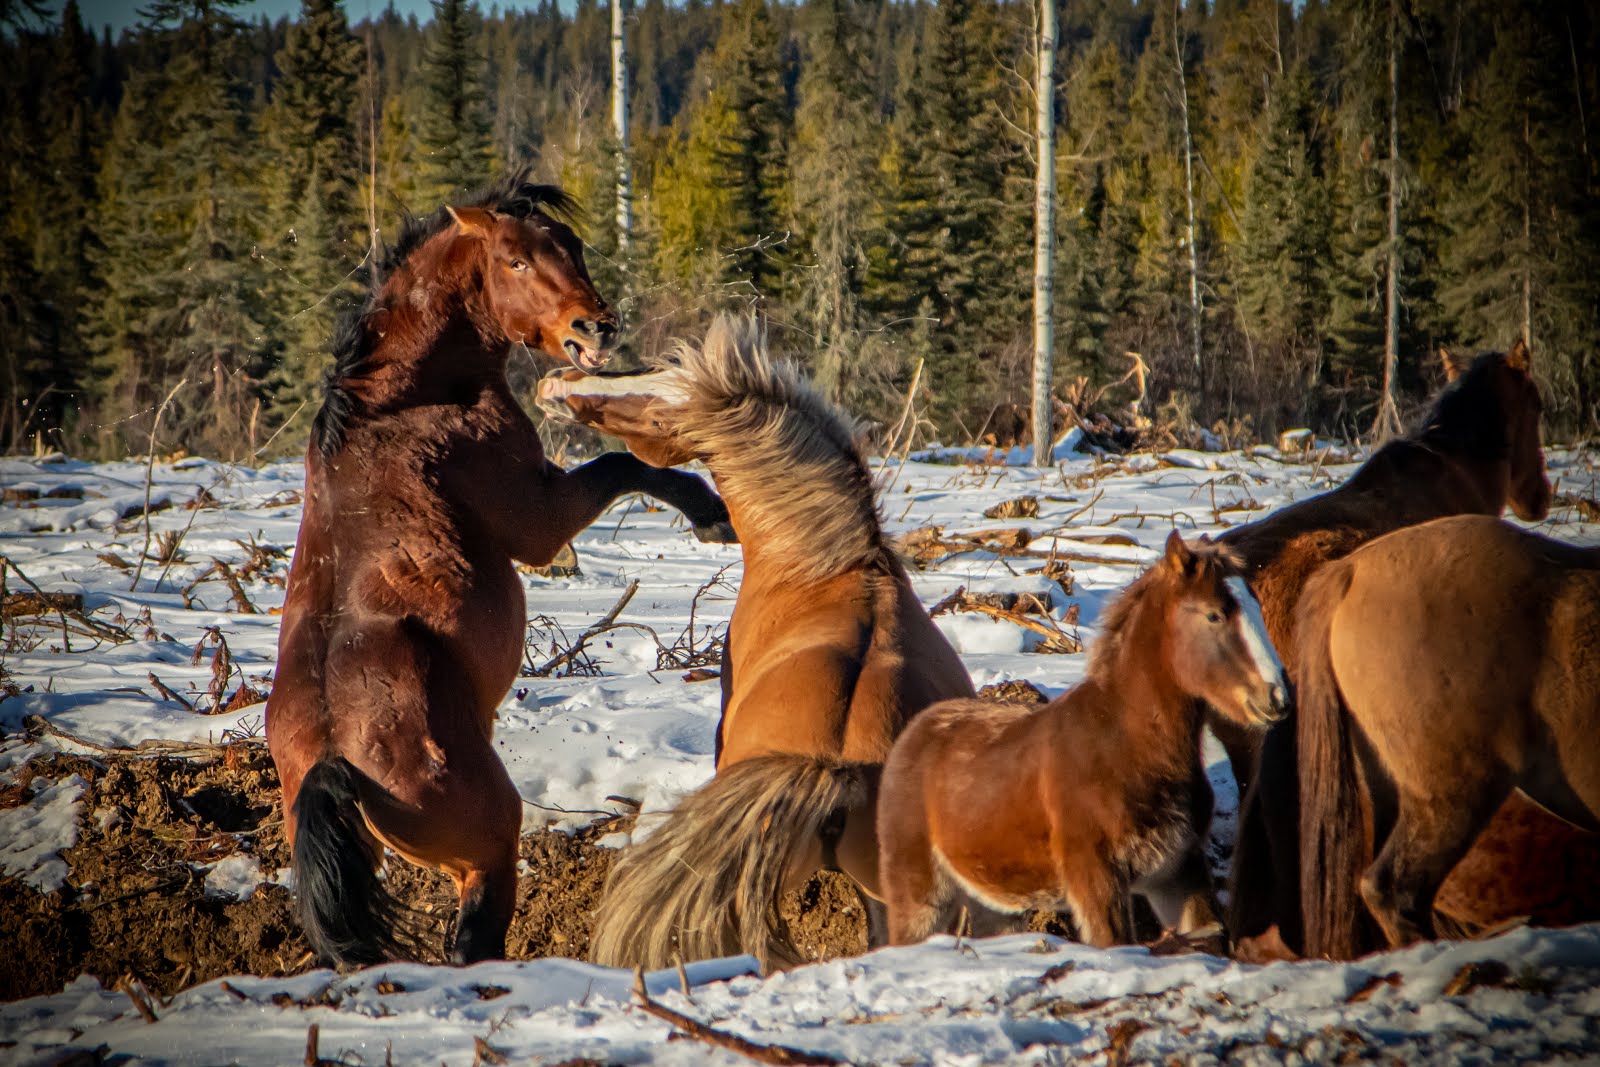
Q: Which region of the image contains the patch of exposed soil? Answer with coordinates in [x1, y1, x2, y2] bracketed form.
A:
[0, 748, 873, 1002]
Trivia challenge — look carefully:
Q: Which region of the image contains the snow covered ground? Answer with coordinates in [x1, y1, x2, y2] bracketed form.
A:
[3, 443, 1599, 1064]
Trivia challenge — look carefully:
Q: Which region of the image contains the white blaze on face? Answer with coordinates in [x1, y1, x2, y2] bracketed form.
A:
[1224, 576, 1286, 692]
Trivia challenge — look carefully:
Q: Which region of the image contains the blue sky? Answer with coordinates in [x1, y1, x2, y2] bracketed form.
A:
[57, 0, 445, 35]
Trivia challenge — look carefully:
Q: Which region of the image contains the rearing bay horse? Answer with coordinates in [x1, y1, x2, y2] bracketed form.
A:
[266, 175, 732, 967]
[538, 316, 975, 970]
[1222, 342, 1600, 960]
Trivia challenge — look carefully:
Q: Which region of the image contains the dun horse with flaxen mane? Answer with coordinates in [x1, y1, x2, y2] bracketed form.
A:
[877, 533, 1286, 948]
[1296, 515, 1600, 957]
[1219, 342, 1600, 960]
[539, 316, 975, 970]
[266, 172, 732, 967]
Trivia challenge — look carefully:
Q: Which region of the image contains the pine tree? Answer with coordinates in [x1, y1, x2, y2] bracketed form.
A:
[707, 0, 790, 295]
[789, 0, 880, 397]
[649, 0, 789, 299]
[1236, 66, 1332, 408]
[412, 0, 496, 207]
[1439, 7, 1599, 423]
[125, 0, 268, 457]
[258, 0, 365, 428]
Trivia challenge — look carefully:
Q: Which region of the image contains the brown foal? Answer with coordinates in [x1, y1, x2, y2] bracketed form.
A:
[877, 533, 1287, 949]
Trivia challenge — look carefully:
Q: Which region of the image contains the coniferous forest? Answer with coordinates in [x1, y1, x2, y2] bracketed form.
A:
[2, 0, 1597, 459]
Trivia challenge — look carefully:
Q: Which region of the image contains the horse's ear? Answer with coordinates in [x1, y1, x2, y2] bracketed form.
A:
[1162, 529, 1195, 575]
[1438, 345, 1468, 382]
[1506, 337, 1533, 373]
[445, 204, 498, 238]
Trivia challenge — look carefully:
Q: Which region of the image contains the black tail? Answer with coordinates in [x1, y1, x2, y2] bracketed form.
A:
[291, 757, 417, 967]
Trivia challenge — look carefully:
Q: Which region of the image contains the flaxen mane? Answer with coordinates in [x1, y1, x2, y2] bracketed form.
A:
[656, 316, 883, 582]
[1086, 539, 1243, 678]
[312, 169, 580, 458]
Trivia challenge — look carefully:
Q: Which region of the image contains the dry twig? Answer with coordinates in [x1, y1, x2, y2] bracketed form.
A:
[529, 580, 640, 677]
[631, 969, 840, 1066]
[131, 378, 189, 592]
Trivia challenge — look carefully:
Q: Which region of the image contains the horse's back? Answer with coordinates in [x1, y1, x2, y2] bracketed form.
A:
[720, 557, 972, 766]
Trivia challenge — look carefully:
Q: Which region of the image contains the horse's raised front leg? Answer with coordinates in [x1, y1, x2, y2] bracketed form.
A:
[547, 452, 735, 550]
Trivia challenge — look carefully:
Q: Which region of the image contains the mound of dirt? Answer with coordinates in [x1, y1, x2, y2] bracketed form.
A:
[0, 747, 874, 1002]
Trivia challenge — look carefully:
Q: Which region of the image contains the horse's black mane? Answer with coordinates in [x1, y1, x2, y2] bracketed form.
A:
[311, 169, 581, 458]
[1413, 350, 1518, 463]
[1338, 350, 1517, 492]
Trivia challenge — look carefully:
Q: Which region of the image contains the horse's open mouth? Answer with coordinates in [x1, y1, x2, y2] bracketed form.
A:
[563, 339, 612, 372]
[1250, 697, 1288, 726]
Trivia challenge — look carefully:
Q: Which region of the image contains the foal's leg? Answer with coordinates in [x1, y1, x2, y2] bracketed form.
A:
[1065, 864, 1132, 949]
[878, 793, 949, 945]
[550, 452, 734, 544]
[1360, 782, 1506, 949]
[1142, 842, 1223, 938]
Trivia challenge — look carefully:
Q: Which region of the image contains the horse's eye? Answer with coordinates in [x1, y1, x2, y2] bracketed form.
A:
[510, 259, 528, 272]
[1206, 610, 1224, 624]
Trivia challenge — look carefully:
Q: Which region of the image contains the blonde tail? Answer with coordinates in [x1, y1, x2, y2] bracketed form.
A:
[589, 755, 873, 971]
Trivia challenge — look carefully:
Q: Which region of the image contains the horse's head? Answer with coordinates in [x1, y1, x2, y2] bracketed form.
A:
[1158, 531, 1287, 728]
[1437, 341, 1549, 522]
[536, 365, 697, 468]
[445, 202, 620, 372]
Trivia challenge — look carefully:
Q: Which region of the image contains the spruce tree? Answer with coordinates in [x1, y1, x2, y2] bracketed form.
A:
[129, 0, 268, 457]
[1439, 7, 1598, 418]
[1236, 66, 1332, 404]
[650, 0, 789, 299]
[413, 0, 496, 206]
[258, 0, 365, 427]
[789, 0, 880, 397]
[708, 0, 790, 295]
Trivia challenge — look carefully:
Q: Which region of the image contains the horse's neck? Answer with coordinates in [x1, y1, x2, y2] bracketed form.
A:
[354, 291, 502, 413]
[1074, 595, 1203, 773]
[707, 460, 883, 584]
[1363, 440, 1504, 517]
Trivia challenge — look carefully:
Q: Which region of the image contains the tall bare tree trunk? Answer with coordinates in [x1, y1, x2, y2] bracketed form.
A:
[1522, 108, 1533, 348]
[1031, 0, 1057, 467]
[1373, 0, 1404, 441]
[611, 0, 632, 249]
[1173, 0, 1205, 408]
[365, 22, 381, 289]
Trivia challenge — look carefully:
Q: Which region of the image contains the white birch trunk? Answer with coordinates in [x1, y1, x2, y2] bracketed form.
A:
[611, 0, 632, 248]
[1031, 0, 1057, 467]
[1174, 0, 1204, 404]
[1374, 0, 1404, 441]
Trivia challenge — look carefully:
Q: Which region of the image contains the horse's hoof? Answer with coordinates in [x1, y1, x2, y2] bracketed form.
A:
[1232, 925, 1299, 964]
[1147, 924, 1228, 958]
[693, 520, 739, 544]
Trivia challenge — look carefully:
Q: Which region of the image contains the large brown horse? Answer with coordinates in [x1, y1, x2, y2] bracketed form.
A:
[877, 533, 1287, 949]
[1296, 516, 1600, 956]
[266, 175, 733, 968]
[1219, 343, 1582, 959]
[537, 316, 975, 970]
